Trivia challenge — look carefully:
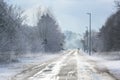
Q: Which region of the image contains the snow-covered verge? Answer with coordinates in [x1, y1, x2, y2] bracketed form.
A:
[0, 52, 62, 80]
[93, 52, 120, 60]
[86, 52, 120, 80]
[98, 60, 120, 79]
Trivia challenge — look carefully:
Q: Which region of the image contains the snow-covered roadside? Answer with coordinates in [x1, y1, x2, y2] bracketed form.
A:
[0, 52, 62, 80]
[98, 60, 120, 80]
[85, 54, 120, 80]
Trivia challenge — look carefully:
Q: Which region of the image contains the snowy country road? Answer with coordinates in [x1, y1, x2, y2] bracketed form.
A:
[12, 50, 116, 80]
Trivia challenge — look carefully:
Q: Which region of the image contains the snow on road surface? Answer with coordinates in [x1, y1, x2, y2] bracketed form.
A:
[76, 51, 115, 80]
[28, 51, 72, 80]
[0, 52, 63, 80]
[12, 50, 116, 80]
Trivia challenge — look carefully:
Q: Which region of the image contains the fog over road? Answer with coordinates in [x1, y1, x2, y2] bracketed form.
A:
[12, 50, 116, 80]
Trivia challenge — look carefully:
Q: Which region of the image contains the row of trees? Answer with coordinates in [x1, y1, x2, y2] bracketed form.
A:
[82, 30, 104, 52]
[99, 1, 120, 51]
[0, 0, 64, 62]
[82, 1, 120, 52]
[0, 0, 24, 53]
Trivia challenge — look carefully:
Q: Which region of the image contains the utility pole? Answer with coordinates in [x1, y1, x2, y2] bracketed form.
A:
[86, 26, 89, 53]
[87, 13, 92, 55]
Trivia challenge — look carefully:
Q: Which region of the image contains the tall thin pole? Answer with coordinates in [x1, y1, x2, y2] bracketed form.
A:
[87, 13, 92, 55]
[86, 26, 89, 53]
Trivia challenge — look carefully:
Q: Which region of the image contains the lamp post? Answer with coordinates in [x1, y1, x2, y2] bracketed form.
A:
[87, 13, 92, 55]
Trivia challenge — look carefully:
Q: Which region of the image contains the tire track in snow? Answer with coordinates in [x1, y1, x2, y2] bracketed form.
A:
[57, 52, 78, 80]
[12, 50, 73, 80]
[27, 50, 74, 80]
[12, 50, 116, 80]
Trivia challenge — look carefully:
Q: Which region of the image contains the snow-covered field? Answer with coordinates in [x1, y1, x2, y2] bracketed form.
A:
[0, 52, 61, 80]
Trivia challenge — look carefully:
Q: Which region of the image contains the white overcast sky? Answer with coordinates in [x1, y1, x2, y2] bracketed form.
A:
[6, 0, 116, 34]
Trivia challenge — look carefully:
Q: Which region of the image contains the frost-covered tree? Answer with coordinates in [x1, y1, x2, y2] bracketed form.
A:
[0, 0, 26, 62]
[0, 1, 16, 52]
[82, 30, 103, 52]
[36, 9, 65, 52]
[99, 1, 120, 51]
[0, 1, 25, 52]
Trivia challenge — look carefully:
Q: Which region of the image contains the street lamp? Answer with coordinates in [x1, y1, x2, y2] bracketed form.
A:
[87, 13, 92, 55]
